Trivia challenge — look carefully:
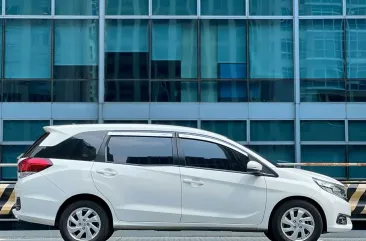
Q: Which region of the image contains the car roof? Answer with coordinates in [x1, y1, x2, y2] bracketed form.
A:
[44, 124, 228, 141]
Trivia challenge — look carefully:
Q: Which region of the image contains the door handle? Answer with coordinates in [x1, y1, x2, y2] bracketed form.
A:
[183, 178, 204, 186]
[96, 169, 117, 177]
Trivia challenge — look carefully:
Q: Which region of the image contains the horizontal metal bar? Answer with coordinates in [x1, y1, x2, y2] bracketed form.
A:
[0, 164, 17, 167]
[278, 163, 366, 167]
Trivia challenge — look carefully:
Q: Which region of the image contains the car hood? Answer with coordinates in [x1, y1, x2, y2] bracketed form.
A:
[281, 168, 343, 186]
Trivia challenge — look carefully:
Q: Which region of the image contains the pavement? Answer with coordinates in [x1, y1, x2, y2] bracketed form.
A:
[0, 230, 364, 241]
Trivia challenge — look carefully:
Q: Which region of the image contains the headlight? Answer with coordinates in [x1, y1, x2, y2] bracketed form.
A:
[313, 178, 347, 200]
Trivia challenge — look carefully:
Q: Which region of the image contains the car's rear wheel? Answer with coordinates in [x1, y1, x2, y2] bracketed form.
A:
[269, 200, 323, 241]
[59, 200, 111, 241]
[264, 230, 274, 240]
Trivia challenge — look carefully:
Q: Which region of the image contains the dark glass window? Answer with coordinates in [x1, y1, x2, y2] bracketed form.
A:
[106, 0, 148, 15]
[249, 80, 294, 102]
[201, 19, 246, 79]
[105, 20, 149, 79]
[151, 81, 198, 102]
[152, 20, 197, 79]
[201, 0, 245, 16]
[347, 80, 366, 102]
[55, 0, 99, 15]
[201, 81, 248, 102]
[29, 131, 107, 161]
[3, 120, 49, 142]
[3, 80, 51, 102]
[300, 121, 345, 141]
[301, 145, 346, 179]
[105, 81, 149, 102]
[152, 120, 197, 128]
[181, 138, 249, 172]
[249, 0, 292, 15]
[6, 0, 51, 15]
[54, 20, 98, 79]
[348, 145, 366, 179]
[349, 121, 366, 141]
[1, 145, 30, 181]
[249, 145, 295, 164]
[347, 0, 366, 15]
[250, 121, 294, 141]
[152, 0, 197, 15]
[201, 121, 246, 142]
[53, 120, 98, 125]
[106, 136, 174, 165]
[301, 80, 346, 102]
[103, 120, 148, 124]
[346, 20, 366, 79]
[53, 80, 98, 102]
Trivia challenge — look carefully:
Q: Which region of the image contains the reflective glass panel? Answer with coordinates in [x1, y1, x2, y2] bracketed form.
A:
[151, 81, 198, 102]
[6, 0, 51, 15]
[106, 0, 148, 15]
[299, 0, 342, 15]
[349, 121, 366, 141]
[347, 0, 366, 15]
[249, 20, 293, 79]
[54, 20, 98, 79]
[201, 20, 246, 79]
[250, 121, 294, 141]
[201, 120, 246, 142]
[300, 121, 345, 141]
[249, 80, 294, 102]
[3, 120, 49, 142]
[346, 20, 366, 79]
[105, 81, 149, 102]
[152, 120, 198, 128]
[299, 20, 344, 79]
[301, 145, 346, 179]
[201, 0, 245, 16]
[249, 0, 292, 16]
[3, 80, 51, 102]
[348, 80, 366, 102]
[201, 81, 248, 102]
[53, 120, 97, 125]
[348, 145, 366, 179]
[53, 80, 98, 102]
[152, 20, 197, 79]
[5, 19, 51, 79]
[249, 145, 295, 164]
[55, 0, 99, 15]
[301, 79, 346, 102]
[105, 20, 149, 79]
[1, 145, 29, 181]
[152, 0, 197, 15]
[104, 120, 148, 124]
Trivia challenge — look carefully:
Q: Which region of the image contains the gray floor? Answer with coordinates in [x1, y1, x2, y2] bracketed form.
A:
[0, 230, 364, 241]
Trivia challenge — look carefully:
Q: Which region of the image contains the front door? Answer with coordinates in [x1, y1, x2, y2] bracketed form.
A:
[92, 132, 182, 223]
[178, 134, 267, 225]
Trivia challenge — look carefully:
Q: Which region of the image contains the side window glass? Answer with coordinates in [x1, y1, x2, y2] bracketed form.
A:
[180, 138, 248, 172]
[31, 131, 107, 161]
[106, 136, 174, 165]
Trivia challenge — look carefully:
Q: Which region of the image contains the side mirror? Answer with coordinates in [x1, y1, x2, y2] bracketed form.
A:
[247, 161, 263, 175]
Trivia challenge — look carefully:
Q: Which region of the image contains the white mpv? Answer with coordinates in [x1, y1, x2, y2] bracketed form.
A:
[13, 124, 352, 241]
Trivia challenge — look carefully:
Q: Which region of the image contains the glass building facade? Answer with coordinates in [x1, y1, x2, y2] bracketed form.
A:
[0, 0, 366, 181]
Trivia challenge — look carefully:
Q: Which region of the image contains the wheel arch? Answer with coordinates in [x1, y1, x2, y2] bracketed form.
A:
[268, 196, 328, 233]
[55, 193, 114, 228]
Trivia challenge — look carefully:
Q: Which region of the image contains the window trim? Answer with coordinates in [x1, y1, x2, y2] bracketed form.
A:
[100, 132, 178, 166]
[177, 133, 278, 177]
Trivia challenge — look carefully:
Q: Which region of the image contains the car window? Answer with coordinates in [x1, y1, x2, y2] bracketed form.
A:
[30, 131, 107, 161]
[180, 138, 249, 172]
[106, 136, 174, 165]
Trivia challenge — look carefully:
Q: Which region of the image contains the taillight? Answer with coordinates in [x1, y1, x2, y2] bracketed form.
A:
[18, 158, 53, 179]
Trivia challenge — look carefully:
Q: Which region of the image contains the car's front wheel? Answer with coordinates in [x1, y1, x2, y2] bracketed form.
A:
[59, 200, 111, 241]
[269, 200, 323, 241]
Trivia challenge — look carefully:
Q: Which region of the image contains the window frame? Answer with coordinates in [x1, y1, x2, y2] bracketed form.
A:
[98, 131, 179, 166]
[177, 133, 277, 177]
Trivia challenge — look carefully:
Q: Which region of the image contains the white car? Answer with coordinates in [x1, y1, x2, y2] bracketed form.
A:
[13, 124, 352, 241]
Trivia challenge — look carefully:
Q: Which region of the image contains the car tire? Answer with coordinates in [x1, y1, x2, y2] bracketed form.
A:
[264, 231, 274, 240]
[59, 200, 111, 241]
[269, 200, 323, 241]
[106, 229, 115, 240]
